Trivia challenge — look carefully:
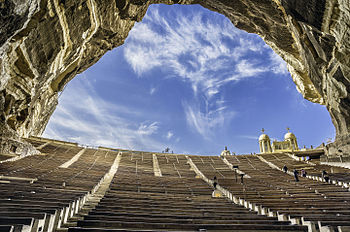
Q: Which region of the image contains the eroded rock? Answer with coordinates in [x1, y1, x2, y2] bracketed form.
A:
[0, 0, 350, 155]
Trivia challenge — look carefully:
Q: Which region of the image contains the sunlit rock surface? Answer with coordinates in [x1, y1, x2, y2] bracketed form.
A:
[0, 0, 349, 154]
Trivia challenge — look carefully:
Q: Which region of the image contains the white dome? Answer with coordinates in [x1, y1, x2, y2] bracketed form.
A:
[284, 132, 296, 140]
[259, 134, 270, 141]
[220, 146, 231, 156]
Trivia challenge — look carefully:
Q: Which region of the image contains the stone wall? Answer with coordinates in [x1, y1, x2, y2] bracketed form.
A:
[0, 0, 349, 155]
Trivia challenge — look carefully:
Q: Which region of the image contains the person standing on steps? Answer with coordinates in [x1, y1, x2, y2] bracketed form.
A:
[213, 176, 217, 189]
[322, 170, 327, 179]
[283, 165, 288, 173]
[293, 169, 299, 182]
[322, 170, 330, 183]
[240, 174, 245, 184]
[324, 173, 330, 183]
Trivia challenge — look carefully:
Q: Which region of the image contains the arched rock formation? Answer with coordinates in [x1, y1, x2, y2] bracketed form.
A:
[0, 0, 349, 155]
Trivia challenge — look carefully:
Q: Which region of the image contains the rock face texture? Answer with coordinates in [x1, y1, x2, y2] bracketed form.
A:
[0, 0, 350, 155]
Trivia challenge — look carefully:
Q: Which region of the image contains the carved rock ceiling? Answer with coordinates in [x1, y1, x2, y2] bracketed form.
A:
[0, 0, 349, 155]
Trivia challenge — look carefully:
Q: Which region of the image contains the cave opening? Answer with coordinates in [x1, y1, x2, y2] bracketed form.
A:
[42, 4, 335, 155]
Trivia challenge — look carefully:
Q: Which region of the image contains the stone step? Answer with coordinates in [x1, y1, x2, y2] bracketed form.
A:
[68, 216, 84, 222]
[78, 208, 95, 216]
[55, 228, 68, 232]
[86, 198, 100, 202]
[85, 198, 100, 202]
[61, 221, 78, 228]
[82, 205, 96, 210]
[77, 212, 89, 217]
[82, 203, 98, 208]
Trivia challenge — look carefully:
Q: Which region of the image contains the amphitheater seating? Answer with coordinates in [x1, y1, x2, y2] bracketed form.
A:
[71, 152, 307, 231]
[190, 154, 350, 231]
[0, 137, 118, 232]
[2, 137, 350, 231]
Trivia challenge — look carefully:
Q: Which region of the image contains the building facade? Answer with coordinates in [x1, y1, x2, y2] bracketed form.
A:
[259, 128, 299, 153]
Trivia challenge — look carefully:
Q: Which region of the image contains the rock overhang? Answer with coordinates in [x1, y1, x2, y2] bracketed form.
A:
[0, 0, 349, 155]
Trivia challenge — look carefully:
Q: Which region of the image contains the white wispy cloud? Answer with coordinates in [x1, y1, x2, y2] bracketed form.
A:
[43, 77, 165, 151]
[150, 87, 156, 95]
[124, 6, 288, 99]
[183, 99, 235, 139]
[123, 5, 288, 138]
[239, 135, 259, 140]
[166, 131, 174, 140]
[137, 122, 159, 135]
[45, 6, 291, 150]
[235, 60, 268, 78]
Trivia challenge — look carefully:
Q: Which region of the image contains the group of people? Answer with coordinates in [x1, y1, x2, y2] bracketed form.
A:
[211, 166, 331, 194]
[283, 165, 330, 183]
[283, 165, 306, 182]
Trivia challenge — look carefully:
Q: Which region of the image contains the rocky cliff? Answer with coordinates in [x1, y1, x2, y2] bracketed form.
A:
[1, 0, 349, 155]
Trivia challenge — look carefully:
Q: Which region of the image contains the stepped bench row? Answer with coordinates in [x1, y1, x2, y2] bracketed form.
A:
[190, 154, 350, 231]
[2, 138, 348, 232]
[260, 153, 350, 183]
[0, 141, 120, 232]
[71, 155, 307, 232]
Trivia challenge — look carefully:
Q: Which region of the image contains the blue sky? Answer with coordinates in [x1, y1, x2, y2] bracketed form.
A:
[43, 4, 335, 155]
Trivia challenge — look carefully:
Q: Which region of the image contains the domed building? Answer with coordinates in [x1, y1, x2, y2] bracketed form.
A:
[220, 146, 231, 156]
[284, 130, 299, 150]
[259, 129, 272, 153]
[259, 128, 299, 153]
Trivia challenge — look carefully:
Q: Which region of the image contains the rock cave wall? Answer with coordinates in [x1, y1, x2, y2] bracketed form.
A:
[0, 0, 349, 155]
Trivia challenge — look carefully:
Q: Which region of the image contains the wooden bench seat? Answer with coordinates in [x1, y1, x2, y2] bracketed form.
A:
[302, 215, 350, 222]
[69, 227, 193, 232]
[319, 221, 350, 227]
[0, 217, 33, 227]
[0, 225, 13, 232]
[88, 210, 278, 220]
[82, 215, 288, 224]
[97, 201, 242, 209]
[92, 205, 248, 215]
[278, 209, 350, 215]
[0, 199, 70, 207]
[0, 212, 45, 220]
[77, 220, 308, 231]
[91, 209, 260, 217]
